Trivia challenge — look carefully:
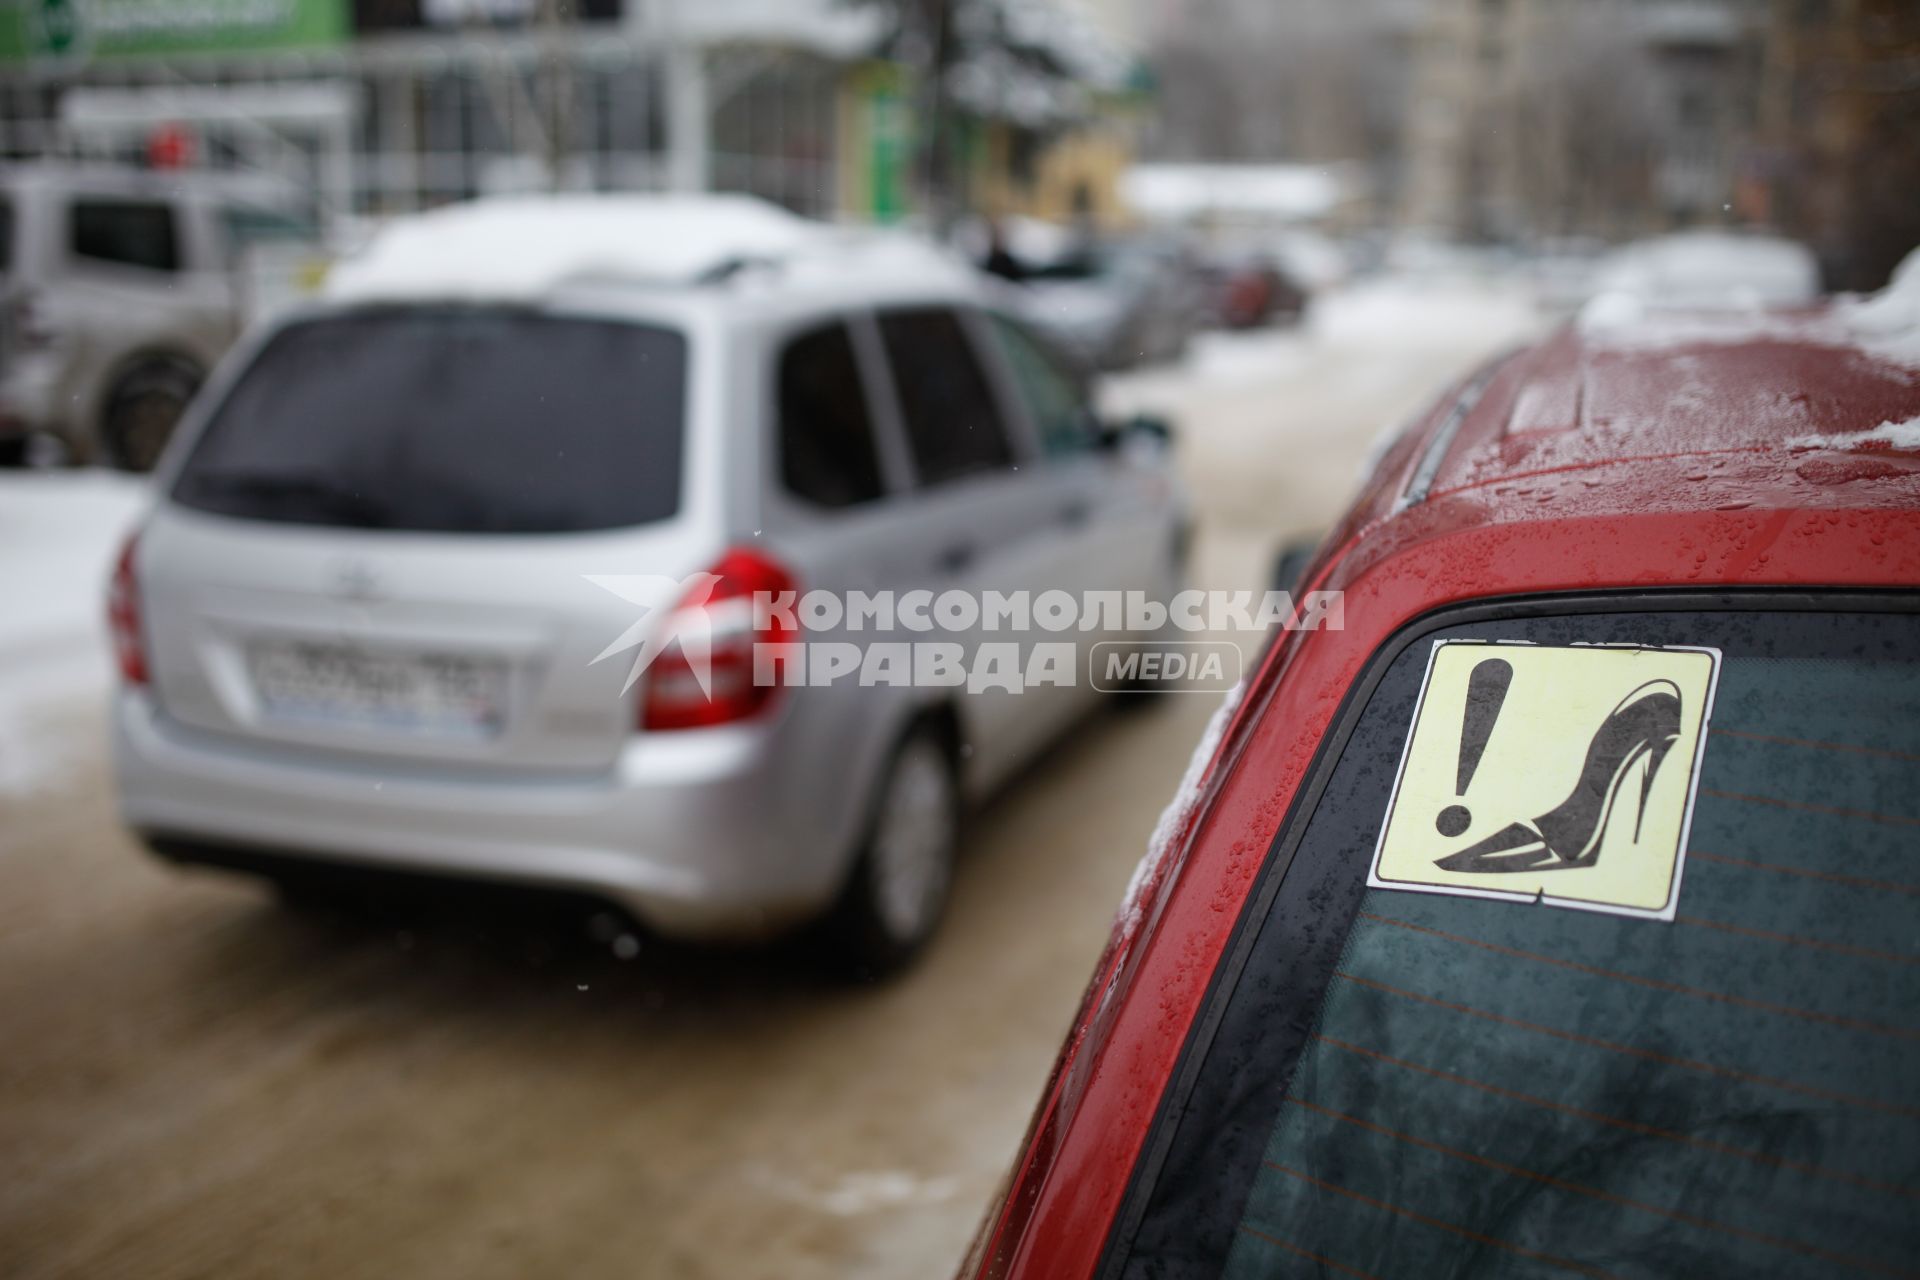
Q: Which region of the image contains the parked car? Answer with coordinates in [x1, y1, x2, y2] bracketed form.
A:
[965, 303, 1920, 1274]
[0, 164, 318, 470]
[1199, 250, 1309, 330]
[109, 195, 1186, 973]
[1015, 236, 1202, 370]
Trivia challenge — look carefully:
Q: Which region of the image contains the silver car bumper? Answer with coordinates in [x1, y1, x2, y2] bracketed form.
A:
[112, 690, 852, 939]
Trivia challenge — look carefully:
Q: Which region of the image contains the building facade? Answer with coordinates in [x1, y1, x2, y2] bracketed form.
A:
[0, 0, 1141, 229]
[1398, 0, 1768, 242]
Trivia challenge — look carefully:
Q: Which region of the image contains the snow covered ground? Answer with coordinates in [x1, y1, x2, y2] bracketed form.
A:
[0, 473, 147, 796]
[1112, 275, 1540, 398]
[1106, 275, 1544, 549]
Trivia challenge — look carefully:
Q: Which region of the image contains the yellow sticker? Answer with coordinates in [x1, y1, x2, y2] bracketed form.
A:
[1369, 640, 1720, 920]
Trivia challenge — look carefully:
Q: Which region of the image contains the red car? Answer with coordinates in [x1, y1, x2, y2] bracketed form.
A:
[966, 313, 1920, 1278]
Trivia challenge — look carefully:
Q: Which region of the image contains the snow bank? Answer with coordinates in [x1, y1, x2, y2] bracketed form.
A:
[1122, 163, 1355, 225]
[1581, 250, 1920, 376]
[1310, 278, 1537, 350]
[0, 473, 146, 651]
[1590, 232, 1820, 309]
[0, 472, 147, 796]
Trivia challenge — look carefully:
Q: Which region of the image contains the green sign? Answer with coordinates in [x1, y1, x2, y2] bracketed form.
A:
[1, 0, 346, 62]
[849, 61, 913, 224]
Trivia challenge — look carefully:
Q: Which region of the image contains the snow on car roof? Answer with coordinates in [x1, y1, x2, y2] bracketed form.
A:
[323, 194, 976, 304]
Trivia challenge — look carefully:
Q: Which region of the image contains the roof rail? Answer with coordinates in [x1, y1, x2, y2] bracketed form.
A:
[1395, 352, 1514, 511]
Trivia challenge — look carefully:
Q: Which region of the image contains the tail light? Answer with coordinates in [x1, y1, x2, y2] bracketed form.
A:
[641, 547, 798, 731]
[107, 532, 149, 686]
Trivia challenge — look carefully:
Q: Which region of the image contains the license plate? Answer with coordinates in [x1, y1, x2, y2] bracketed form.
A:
[248, 640, 507, 738]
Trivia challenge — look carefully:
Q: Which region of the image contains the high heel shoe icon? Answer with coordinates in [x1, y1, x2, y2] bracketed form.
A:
[1435, 679, 1683, 875]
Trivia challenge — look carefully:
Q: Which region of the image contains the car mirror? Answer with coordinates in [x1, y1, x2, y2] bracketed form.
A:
[1128, 414, 1174, 447]
[1098, 414, 1175, 452]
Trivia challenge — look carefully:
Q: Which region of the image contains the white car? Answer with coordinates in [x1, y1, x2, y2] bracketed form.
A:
[110, 195, 1186, 972]
[0, 164, 315, 470]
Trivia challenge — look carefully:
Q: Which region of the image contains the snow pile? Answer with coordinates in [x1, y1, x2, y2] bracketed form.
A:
[1834, 245, 1920, 371]
[1122, 163, 1356, 225]
[1590, 231, 1820, 309]
[0, 473, 147, 796]
[0, 474, 146, 649]
[1116, 679, 1244, 932]
[1310, 277, 1538, 349]
[1581, 246, 1920, 376]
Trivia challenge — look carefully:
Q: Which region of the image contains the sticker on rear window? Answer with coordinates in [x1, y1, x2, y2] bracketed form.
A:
[1369, 640, 1720, 920]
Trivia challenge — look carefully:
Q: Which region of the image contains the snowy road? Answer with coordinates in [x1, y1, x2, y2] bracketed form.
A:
[0, 281, 1538, 1280]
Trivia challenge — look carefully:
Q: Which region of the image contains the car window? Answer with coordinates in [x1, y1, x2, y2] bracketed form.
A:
[778, 321, 886, 508]
[876, 307, 1015, 486]
[989, 314, 1097, 458]
[0, 196, 13, 274]
[70, 199, 180, 273]
[172, 308, 685, 534]
[1113, 606, 1920, 1280]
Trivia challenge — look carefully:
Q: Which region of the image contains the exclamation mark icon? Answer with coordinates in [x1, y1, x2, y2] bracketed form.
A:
[1436, 657, 1513, 837]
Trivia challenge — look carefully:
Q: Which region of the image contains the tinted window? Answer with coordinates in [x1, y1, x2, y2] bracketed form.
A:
[778, 321, 885, 508]
[990, 314, 1096, 458]
[174, 308, 685, 534]
[877, 308, 1014, 486]
[71, 199, 179, 272]
[1116, 606, 1920, 1279]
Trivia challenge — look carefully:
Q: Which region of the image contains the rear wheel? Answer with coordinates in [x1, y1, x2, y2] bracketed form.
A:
[825, 724, 960, 978]
[102, 357, 201, 473]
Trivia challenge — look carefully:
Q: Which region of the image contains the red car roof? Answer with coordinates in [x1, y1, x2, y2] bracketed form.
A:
[968, 309, 1920, 1280]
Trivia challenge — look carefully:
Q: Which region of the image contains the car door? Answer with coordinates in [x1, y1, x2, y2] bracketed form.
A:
[866, 303, 1082, 791]
[980, 312, 1183, 653]
[749, 312, 930, 856]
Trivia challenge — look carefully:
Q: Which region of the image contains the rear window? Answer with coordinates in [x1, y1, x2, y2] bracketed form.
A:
[1113, 605, 1920, 1279]
[173, 308, 685, 534]
[70, 198, 179, 273]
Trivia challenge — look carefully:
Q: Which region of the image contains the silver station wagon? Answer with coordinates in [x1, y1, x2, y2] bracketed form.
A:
[110, 195, 1186, 971]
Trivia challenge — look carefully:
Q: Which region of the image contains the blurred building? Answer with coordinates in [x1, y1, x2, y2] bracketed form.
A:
[1140, 0, 1418, 228]
[0, 0, 1142, 227]
[885, 0, 1148, 228]
[1747, 0, 1920, 290]
[1398, 0, 1769, 242]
